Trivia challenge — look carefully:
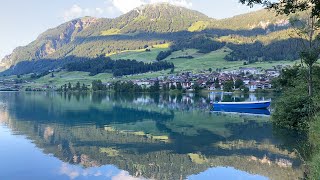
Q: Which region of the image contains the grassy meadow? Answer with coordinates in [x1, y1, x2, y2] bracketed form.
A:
[7, 47, 300, 88]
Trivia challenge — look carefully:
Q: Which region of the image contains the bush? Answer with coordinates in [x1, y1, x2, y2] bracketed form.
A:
[272, 87, 316, 130]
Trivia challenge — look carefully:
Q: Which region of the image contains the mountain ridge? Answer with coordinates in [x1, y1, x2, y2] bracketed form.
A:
[0, 3, 291, 71]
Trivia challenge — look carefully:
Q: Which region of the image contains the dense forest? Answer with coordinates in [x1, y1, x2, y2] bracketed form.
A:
[65, 57, 174, 76]
[0, 56, 174, 77]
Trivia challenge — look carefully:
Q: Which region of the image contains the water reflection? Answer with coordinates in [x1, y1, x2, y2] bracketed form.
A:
[212, 108, 271, 116]
[0, 92, 304, 180]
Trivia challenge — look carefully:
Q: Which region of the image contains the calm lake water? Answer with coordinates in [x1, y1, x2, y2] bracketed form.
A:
[0, 92, 304, 180]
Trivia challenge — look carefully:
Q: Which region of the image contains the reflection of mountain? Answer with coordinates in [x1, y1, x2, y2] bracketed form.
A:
[0, 92, 304, 180]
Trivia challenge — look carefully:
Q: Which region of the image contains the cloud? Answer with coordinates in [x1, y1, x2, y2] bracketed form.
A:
[111, 0, 145, 13]
[59, 163, 80, 180]
[63, 4, 117, 21]
[112, 171, 146, 180]
[63, 0, 193, 21]
[111, 0, 193, 13]
[150, 0, 192, 8]
[63, 4, 83, 21]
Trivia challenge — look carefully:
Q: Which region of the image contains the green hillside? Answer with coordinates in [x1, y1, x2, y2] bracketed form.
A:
[0, 3, 299, 75]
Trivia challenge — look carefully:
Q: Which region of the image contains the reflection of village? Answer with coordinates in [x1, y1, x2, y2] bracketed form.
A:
[0, 92, 304, 179]
[0, 66, 282, 91]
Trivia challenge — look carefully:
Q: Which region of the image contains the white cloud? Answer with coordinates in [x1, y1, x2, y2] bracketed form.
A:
[59, 163, 80, 180]
[63, 4, 116, 21]
[112, 171, 146, 180]
[150, 0, 192, 8]
[111, 0, 145, 13]
[63, 0, 193, 21]
[110, 0, 193, 14]
[63, 4, 84, 21]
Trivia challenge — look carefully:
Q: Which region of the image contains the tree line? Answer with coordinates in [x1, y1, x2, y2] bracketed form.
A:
[1, 55, 174, 77]
[65, 56, 174, 76]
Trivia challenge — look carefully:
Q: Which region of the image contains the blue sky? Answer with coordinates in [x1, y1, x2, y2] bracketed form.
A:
[0, 0, 262, 59]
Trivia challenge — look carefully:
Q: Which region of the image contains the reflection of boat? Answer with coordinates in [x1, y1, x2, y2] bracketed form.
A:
[212, 107, 271, 116]
[213, 101, 271, 109]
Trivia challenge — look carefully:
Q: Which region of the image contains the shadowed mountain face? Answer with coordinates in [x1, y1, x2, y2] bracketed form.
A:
[0, 3, 292, 70]
[0, 92, 305, 180]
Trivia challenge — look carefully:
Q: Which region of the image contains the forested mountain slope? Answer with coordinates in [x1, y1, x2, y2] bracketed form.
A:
[0, 3, 296, 71]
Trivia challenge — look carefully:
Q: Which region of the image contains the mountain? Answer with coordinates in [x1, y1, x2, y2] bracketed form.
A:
[0, 3, 293, 71]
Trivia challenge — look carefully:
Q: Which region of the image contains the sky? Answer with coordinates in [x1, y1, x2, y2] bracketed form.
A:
[0, 0, 263, 60]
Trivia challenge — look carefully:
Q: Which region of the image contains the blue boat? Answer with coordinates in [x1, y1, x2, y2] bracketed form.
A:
[213, 101, 271, 109]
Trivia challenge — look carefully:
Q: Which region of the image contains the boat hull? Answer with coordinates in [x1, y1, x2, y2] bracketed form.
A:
[213, 101, 270, 109]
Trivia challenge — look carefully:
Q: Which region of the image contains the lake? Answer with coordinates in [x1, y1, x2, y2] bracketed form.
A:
[0, 92, 304, 180]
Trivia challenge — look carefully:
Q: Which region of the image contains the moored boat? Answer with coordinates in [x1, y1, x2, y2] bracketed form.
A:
[213, 101, 271, 109]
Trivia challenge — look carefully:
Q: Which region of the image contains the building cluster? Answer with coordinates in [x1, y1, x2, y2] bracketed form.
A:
[131, 67, 283, 92]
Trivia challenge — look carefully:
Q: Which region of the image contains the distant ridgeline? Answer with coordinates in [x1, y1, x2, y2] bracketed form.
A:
[0, 4, 305, 73]
[0, 56, 174, 77]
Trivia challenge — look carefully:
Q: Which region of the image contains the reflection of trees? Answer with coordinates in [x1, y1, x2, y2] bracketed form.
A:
[5, 118, 304, 180]
[0, 92, 305, 179]
[272, 126, 312, 163]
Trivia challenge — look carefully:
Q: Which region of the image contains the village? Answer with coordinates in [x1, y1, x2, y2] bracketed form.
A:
[0, 66, 284, 92]
[131, 66, 282, 92]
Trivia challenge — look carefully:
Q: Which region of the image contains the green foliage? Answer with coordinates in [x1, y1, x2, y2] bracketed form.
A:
[271, 65, 320, 130]
[223, 80, 234, 92]
[113, 81, 143, 92]
[156, 50, 172, 61]
[240, 0, 320, 19]
[177, 83, 183, 91]
[65, 57, 174, 77]
[171, 34, 225, 54]
[234, 79, 244, 89]
[149, 81, 160, 92]
[272, 88, 315, 130]
[68, 82, 72, 90]
[193, 83, 202, 93]
[92, 80, 107, 91]
[2, 56, 174, 77]
[75, 81, 81, 90]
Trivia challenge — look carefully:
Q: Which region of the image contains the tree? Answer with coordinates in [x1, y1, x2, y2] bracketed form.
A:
[208, 68, 212, 73]
[240, 0, 320, 96]
[235, 79, 244, 89]
[193, 83, 202, 93]
[214, 78, 220, 89]
[150, 81, 160, 92]
[68, 82, 72, 90]
[162, 83, 169, 91]
[290, 15, 320, 97]
[223, 80, 234, 92]
[170, 67, 175, 74]
[92, 80, 106, 91]
[177, 83, 183, 91]
[243, 86, 250, 93]
[82, 83, 88, 91]
[75, 82, 81, 90]
[240, 0, 320, 18]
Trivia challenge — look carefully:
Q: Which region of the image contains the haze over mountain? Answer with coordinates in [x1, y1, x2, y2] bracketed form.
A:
[0, 3, 293, 72]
